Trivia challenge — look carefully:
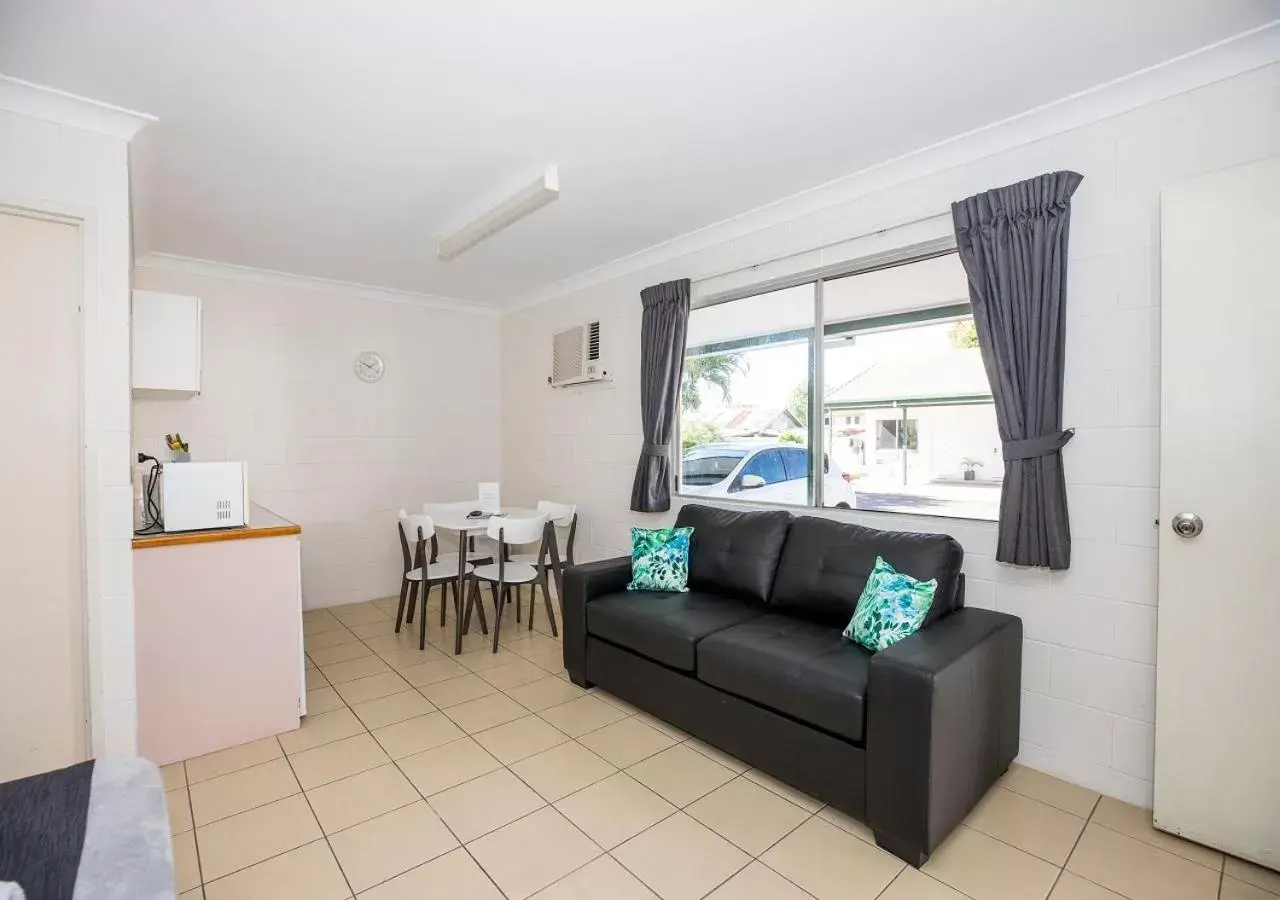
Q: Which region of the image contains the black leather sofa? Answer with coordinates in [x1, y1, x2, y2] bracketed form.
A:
[563, 503, 1022, 867]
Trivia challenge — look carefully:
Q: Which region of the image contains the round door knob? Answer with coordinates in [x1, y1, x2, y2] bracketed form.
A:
[1171, 512, 1204, 538]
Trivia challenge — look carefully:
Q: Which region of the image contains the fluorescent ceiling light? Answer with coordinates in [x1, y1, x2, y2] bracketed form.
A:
[437, 165, 560, 261]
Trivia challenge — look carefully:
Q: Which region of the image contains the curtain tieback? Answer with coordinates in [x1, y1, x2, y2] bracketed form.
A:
[641, 442, 669, 456]
[1003, 428, 1075, 461]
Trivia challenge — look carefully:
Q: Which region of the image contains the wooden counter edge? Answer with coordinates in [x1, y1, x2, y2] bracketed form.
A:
[132, 521, 301, 549]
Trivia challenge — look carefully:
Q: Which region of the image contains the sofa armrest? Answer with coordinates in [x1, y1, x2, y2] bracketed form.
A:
[866, 607, 1022, 866]
[562, 556, 631, 686]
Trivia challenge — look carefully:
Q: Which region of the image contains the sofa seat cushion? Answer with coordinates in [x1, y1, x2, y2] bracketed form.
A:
[586, 590, 766, 671]
[697, 614, 871, 742]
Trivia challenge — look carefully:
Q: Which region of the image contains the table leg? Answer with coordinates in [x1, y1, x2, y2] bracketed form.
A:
[454, 528, 468, 655]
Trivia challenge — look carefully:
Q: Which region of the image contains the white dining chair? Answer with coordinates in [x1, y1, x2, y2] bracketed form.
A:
[397, 510, 474, 650]
[422, 501, 496, 626]
[509, 500, 577, 628]
[462, 513, 552, 652]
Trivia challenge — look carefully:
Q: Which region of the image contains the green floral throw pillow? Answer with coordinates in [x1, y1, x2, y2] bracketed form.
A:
[628, 526, 693, 592]
[843, 556, 937, 652]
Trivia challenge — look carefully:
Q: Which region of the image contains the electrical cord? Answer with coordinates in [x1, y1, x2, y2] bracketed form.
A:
[134, 453, 164, 535]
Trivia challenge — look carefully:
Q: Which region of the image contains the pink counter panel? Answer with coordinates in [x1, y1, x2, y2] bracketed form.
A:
[133, 507, 303, 765]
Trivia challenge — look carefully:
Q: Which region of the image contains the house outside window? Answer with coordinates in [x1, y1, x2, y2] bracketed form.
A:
[876, 418, 919, 451]
[677, 251, 1002, 521]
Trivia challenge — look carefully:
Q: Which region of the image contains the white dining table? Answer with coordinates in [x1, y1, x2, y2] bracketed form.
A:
[431, 507, 538, 654]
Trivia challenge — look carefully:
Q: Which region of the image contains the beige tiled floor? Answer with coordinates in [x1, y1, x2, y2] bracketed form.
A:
[163, 595, 1279, 900]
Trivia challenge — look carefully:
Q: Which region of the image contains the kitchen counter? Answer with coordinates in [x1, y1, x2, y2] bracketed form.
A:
[132, 503, 300, 549]
[133, 503, 304, 765]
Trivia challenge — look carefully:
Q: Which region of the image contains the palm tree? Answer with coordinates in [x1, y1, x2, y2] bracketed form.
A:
[682, 353, 747, 411]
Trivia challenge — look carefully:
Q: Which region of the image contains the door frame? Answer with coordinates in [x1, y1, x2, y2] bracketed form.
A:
[1, 196, 98, 757]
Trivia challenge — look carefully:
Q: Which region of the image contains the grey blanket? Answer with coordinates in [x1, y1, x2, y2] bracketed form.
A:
[0, 760, 94, 900]
[0, 759, 173, 900]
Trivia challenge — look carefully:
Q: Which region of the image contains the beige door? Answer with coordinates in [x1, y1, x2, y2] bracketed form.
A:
[0, 209, 87, 780]
[1155, 157, 1280, 870]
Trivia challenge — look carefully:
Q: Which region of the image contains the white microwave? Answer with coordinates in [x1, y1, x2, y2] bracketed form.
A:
[162, 461, 248, 532]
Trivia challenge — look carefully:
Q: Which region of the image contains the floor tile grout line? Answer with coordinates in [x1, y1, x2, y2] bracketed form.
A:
[275, 743, 358, 900]
[1086, 819, 1226, 875]
[381, 728, 518, 900]
[594, 768, 804, 896]
[182, 771, 211, 895]
[946, 821, 1078, 883]
[188, 781, 304, 830]
[523, 848, 613, 899]
[1000, 780, 1100, 820]
[692, 855, 754, 899]
[871, 867, 908, 900]
[301, 605, 612, 894]
[705, 781, 820, 899]
[1058, 785, 1097, 892]
[1040, 804, 1086, 900]
[259, 653, 460, 897]
[193, 752, 345, 890]
[603, 810, 686, 897]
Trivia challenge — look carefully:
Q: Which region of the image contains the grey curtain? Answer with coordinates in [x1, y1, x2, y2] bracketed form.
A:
[630, 278, 691, 513]
[952, 171, 1082, 569]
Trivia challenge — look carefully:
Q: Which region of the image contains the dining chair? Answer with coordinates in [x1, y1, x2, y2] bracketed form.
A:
[509, 501, 577, 629]
[462, 513, 552, 652]
[422, 501, 495, 627]
[397, 510, 474, 650]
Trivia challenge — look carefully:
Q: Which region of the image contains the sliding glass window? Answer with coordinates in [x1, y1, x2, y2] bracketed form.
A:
[677, 251, 1002, 522]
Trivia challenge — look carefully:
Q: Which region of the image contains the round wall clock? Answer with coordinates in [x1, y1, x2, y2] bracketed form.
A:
[353, 351, 385, 383]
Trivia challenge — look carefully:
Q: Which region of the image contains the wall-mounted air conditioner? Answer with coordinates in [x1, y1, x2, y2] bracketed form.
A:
[549, 320, 607, 386]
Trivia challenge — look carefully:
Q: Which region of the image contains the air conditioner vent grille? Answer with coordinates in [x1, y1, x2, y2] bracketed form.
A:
[552, 324, 585, 384]
[550, 320, 607, 387]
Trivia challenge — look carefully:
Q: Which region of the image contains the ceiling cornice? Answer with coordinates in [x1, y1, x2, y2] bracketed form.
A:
[0, 74, 155, 140]
[505, 20, 1280, 314]
[134, 252, 500, 317]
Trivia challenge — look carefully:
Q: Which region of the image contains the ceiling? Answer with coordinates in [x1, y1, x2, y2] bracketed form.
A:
[1, 2, 1275, 307]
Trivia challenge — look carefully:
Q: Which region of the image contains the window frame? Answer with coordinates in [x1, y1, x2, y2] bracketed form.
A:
[675, 237, 1000, 523]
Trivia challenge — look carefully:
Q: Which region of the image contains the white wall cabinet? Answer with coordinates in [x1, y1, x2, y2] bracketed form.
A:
[132, 290, 201, 396]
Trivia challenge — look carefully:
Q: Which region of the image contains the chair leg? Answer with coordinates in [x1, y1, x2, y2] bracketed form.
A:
[406, 581, 420, 628]
[491, 581, 505, 653]
[420, 582, 429, 650]
[394, 577, 410, 633]
[526, 578, 537, 631]
[515, 585, 522, 623]
[440, 579, 449, 626]
[540, 571, 559, 637]
[462, 579, 476, 635]
[473, 579, 489, 636]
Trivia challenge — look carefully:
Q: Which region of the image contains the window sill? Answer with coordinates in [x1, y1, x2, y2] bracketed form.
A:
[673, 491, 999, 527]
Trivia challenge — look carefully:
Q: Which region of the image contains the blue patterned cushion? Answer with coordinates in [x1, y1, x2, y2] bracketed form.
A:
[628, 527, 693, 592]
[843, 556, 936, 651]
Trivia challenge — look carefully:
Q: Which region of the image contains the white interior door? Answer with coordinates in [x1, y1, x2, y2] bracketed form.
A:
[0, 209, 87, 780]
[1155, 156, 1280, 871]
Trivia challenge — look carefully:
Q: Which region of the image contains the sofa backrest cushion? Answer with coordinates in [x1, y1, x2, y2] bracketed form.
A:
[770, 515, 964, 628]
[674, 504, 793, 604]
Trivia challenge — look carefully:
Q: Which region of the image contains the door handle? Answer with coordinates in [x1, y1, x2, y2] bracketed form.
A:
[1171, 512, 1204, 538]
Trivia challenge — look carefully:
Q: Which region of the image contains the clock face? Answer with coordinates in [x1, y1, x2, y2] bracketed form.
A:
[354, 351, 385, 383]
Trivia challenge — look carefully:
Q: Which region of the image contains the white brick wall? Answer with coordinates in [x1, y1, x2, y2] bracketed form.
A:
[131, 267, 502, 610]
[498, 63, 1280, 806]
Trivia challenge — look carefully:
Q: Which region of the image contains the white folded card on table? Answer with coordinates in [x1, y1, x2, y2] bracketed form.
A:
[478, 482, 500, 514]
